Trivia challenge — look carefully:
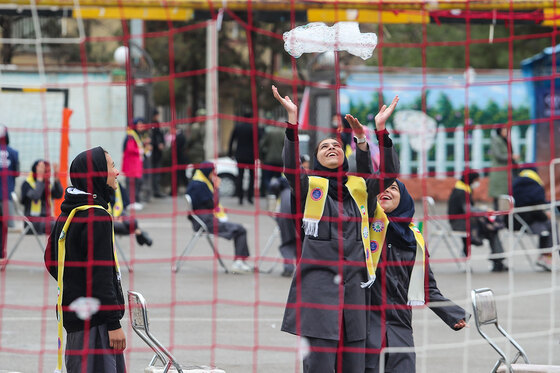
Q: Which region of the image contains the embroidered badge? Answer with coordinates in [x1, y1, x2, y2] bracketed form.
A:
[311, 187, 323, 201]
[370, 240, 379, 253]
[360, 205, 366, 216]
[362, 226, 369, 238]
[372, 219, 385, 233]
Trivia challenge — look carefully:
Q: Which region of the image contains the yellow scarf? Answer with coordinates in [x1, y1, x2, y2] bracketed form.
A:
[454, 180, 472, 194]
[127, 128, 144, 156]
[192, 170, 227, 221]
[303, 175, 388, 288]
[408, 223, 426, 306]
[55, 205, 120, 373]
[26, 173, 52, 217]
[107, 183, 124, 218]
[26, 174, 42, 216]
[519, 169, 544, 186]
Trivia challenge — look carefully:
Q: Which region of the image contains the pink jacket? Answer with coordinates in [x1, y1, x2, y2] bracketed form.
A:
[122, 135, 143, 178]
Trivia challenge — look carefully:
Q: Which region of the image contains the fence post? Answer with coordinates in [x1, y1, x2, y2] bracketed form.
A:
[525, 125, 535, 163]
[472, 125, 483, 173]
[435, 125, 446, 179]
[454, 125, 464, 179]
[511, 125, 520, 157]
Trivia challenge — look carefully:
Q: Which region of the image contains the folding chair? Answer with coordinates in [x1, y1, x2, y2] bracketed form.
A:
[498, 195, 539, 270]
[423, 196, 466, 269]
[127, 291, 226, 373]
[255, 194, 282, 274]
[173, 195, 228, 273]
[1, 192, 45, 271]
[471, 288, 560, 373]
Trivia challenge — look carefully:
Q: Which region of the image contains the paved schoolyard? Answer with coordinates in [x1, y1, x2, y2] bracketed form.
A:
[1, 196, 560, 372]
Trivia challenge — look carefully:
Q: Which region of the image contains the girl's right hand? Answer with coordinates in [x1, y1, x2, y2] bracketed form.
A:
[272, 85, 298, 125]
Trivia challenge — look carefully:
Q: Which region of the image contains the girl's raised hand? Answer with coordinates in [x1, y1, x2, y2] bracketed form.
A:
[374, 95, 399, 131]
[272, 85, 298, 125]
[344, 114, 365, 138]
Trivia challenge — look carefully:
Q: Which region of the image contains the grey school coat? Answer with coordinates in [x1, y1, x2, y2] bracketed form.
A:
[281, 134, 399, 342]
[366, 232, 470, 372]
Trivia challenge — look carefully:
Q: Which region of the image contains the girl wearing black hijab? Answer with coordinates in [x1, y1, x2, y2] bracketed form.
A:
[186, 162, 252, 273]
[273, 85, 400, 373]
[44, 147, 126, 373]
[366, 179, 469, 373]
[20, 159, 63, 234]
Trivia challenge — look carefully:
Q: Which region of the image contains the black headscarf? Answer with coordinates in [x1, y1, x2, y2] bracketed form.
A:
[0, 125, 9, 146]
[460, 172, 480, 186]
[312, 138, 349, 201]
[387, 179, 416, 250]
[69, 147, 112, 203]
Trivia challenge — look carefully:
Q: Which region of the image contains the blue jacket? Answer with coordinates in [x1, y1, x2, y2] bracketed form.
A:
[0, 145, 19, 201]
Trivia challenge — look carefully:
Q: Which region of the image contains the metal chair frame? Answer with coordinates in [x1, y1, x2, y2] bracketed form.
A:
[498, 195, 549, 270]
[128, 290, 184, 373]
[173, 195, 228, 273]
[471, 288, 530, 373]
[423, 196, 466, 269]
[1, 192, 45, 270]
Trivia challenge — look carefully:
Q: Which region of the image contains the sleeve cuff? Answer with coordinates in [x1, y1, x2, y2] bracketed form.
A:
[375, 129, 393, 148]
[107, 320, 122, 331]
[285, 122, 297, 142]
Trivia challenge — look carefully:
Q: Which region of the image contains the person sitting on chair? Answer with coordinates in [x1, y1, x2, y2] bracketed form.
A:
[448, 172, 508, 272]
[108, 182, 152, 247]
[186, 162, 252, 273]
[20, 160, 63, 235]
[512, 167, 557, 271]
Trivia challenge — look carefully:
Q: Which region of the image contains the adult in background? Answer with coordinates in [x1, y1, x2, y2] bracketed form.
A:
[273, 84, 400, 373]
[366, 179, 469, 373]
[150, 109, 166, 198]
[185, 108, 207, 167]
[122, 118, 144, 210]
[488, 127, 519, 211]
[186, 163, 253, 273]
[44, 147, 126, 373]
[448, 172, 507, 272]
[259, 124, 285, 195]
[228, 110, 258, 205]
[0, 125, 19, 259]
[511, 167, 557, 271]
[20, 160, 63, 234]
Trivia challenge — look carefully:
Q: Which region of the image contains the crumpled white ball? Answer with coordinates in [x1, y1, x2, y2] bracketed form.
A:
[393, 110, 437, 152]
[69, 297, 101, 320]
[283, 22, 377, 60]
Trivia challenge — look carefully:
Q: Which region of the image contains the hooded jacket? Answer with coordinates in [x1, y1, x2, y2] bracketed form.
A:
[44, 147, 125, 333]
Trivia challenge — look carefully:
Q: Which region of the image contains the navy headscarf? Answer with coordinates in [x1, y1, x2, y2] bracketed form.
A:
[386, 179, 416, 250]
[312, 137, 350, 201]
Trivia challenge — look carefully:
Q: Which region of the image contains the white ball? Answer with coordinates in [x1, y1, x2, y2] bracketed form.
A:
[113, 46, 129, 66]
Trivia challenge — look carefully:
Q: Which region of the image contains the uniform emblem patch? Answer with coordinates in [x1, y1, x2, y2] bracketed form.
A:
[363, 227, 369, 238]
[311, 188, 323, 201]
[370, 240, 379, 253]
[372, 220, 385, 232]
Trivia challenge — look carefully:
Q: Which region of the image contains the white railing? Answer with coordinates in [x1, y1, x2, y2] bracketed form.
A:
[389, 124, 535, 178]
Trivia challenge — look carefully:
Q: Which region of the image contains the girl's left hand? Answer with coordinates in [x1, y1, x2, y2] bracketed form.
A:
[453, 319, 468, 330]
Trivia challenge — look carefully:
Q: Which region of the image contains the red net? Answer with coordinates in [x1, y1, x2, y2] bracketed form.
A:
[1, 2, 560, 372]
